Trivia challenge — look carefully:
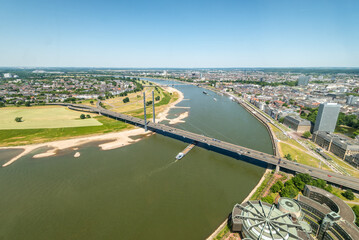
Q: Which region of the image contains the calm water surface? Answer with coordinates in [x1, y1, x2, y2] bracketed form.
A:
[0, 79, 272, 240]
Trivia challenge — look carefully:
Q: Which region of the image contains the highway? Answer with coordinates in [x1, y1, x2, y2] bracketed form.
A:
[53, 103, 359, 192]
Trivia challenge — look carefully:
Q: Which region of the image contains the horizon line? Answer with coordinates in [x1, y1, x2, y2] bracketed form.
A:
[1, 66, 359, 69]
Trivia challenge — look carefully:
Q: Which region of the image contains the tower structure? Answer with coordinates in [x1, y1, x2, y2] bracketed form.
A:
[143, 92, 147, 131]
[152, 91, 155, 123]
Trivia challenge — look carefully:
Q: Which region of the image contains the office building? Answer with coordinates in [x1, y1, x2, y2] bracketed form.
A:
[312, 131, 359, 159]
[313, 103, 340, 133]
[283, 115, 311, 132]
[298, 76, 310, 86]
[347, 95, 354, 105]
[231, 200, 309, 239]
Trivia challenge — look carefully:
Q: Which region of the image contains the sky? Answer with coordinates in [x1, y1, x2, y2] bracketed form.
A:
[0, 0, 358, 68]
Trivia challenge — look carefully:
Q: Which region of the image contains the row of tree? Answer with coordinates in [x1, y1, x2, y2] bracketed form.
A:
[262, 173, 355, 204]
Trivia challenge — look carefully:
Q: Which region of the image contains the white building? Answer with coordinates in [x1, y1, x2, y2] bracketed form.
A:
[3, 73, 12, 78]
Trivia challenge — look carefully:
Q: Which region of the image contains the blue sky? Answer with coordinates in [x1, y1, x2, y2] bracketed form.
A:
[0, 0, 358, 67]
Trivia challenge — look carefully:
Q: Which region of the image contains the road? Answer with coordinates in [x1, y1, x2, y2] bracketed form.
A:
[51, 102, 359, 192]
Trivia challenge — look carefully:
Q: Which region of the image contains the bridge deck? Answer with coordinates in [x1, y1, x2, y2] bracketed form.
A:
[49, 103, 359, 192]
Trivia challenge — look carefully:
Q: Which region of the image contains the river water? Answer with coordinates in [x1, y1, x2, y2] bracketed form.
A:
[0, 79, 272, 240]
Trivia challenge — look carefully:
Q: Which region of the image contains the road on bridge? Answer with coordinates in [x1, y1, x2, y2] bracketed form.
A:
[52, 103, 359, 193]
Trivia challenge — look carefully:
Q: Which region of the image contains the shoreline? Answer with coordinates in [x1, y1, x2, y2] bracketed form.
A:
[206, 168, 271, 240]
[0, 86, 187, 167]
[156, 86, 185, 122]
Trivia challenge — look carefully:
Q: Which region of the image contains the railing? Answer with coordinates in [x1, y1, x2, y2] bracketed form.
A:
[48, 102, 359, 192]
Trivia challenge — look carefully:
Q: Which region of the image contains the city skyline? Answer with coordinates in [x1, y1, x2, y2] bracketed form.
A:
[1, 0, 359, 68]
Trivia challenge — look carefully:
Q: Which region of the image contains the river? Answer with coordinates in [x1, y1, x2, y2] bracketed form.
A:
[0, 79, 273, 240]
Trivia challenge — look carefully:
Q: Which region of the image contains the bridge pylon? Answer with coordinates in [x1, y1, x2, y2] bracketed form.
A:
[152, 91, 155, 123]
[143, 92, 147, 131]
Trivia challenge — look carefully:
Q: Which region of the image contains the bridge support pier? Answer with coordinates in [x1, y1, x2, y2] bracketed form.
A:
[143, 92, 147, 131]
[275, 164, 280, 173]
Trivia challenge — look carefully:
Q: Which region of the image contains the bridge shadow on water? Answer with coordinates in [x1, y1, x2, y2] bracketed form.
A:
[151, 127, 269, 169]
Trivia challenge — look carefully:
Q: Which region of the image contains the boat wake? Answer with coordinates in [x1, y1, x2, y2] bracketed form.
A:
[147, 160, 177, 177]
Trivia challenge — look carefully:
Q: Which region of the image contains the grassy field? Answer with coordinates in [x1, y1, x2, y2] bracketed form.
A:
[325, 151, 359, 178]
[279, 142, 332, 170]
[0, 116, 133, 147]
[269, 123, 332, 171]
[103, 86, 178, 119]
[0, 107, 101, 129]
[103, 86, 167, 112]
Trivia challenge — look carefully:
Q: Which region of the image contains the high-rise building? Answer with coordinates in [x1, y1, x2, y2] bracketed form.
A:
[347, 95, 354, 105]
[313, 103, 341, 133]
[298, 76, 310, 86]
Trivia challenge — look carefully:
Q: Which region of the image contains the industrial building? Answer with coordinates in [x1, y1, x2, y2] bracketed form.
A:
[231, 185, 359, 240]
[283, 115, 311, 133]
[313, 103, 341, 133]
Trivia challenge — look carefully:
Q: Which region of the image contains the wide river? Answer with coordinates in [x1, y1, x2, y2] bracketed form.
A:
[0, 79, 273, 240]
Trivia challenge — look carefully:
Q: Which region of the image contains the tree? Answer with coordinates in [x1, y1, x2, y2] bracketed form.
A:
[25, 101, 31, 107]
[295, 173, 313, 184]
[271, 181, 284, 193]
[352, 205, 359, 227]
[311, 179, 327, 189]
[123, 97, 130, 103]
[279, 117, 285, 123]
[292, 176, 305, 191]
[284, 179, 295, 187]
[155, 96, 160, 101]
[285, 153, 292, 160]
[303, 131, 311, 139]
[86, 114, 91, 118]
[90, 100, 94, 105]
[80, 114, 86, 119]
[15, 117, 23, 122]
[261, 195, 274, 204]
[325, 184, 333, 193]
[280, 185, 299, 198]
[342, 189, 355, 200]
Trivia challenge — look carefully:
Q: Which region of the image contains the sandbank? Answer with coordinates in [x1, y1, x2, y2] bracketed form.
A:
[0, 86, 186, 167]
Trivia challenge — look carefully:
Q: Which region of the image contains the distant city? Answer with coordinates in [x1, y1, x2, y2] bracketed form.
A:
[2, 67, 359, 240]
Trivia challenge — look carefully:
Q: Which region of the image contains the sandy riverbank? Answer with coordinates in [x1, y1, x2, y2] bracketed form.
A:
[156, 86, 187, 123]
[0, 86, 187, 167]
[1, 128, 153, 167]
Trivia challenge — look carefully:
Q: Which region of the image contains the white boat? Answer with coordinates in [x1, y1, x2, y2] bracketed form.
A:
[176, 152, 184, 160]
[213, 98, 217, 101]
